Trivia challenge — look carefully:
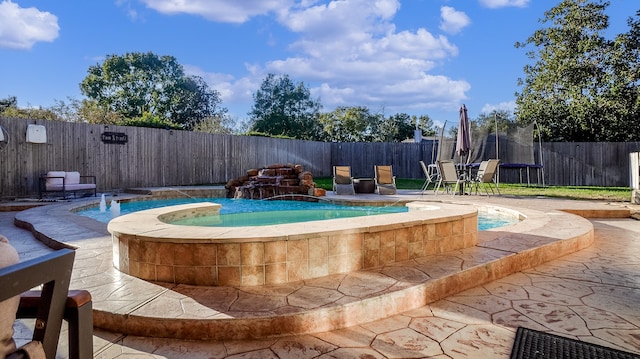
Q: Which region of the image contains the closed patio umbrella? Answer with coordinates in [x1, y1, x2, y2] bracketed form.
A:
[456, 104, 471, 164]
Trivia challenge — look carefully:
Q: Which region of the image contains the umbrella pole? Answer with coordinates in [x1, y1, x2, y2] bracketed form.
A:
[436, 121, 447, 162]
[495, 113, 500, 188]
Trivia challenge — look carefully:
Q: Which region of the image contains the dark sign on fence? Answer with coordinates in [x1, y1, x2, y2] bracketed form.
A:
[101, 132, 128, 144]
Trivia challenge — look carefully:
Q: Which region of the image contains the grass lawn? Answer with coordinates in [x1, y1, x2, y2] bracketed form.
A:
[313, 177, 632, 202]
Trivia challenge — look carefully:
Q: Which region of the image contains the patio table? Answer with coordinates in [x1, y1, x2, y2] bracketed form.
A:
[456, 163, 480, 195]
[353, 178, 375, 193]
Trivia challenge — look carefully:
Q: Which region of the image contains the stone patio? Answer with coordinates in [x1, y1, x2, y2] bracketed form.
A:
[2, 188, 639, 358]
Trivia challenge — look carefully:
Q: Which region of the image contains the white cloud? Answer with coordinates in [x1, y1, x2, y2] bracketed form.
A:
[139, 0, 293, 23]
[115, 0, 141, 21]
[439, 6, 470, 35]
[478, 0, 529, 9]
[261, 0, 465, 111]
[314, 75, 470, 114]
[184, 64, 259, 111]
[0, 0, 59, 50]
[152, 0, 469, 116]
[481, 101, 516, 114]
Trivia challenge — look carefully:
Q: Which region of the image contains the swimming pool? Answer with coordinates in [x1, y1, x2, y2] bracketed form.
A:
[78, 198, 517, 229]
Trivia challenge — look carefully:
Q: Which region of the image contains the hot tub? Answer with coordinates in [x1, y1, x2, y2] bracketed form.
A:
[108, 201, 479, 286]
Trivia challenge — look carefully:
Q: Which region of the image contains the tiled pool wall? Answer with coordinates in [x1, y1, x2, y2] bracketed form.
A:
[109, 202, 479, 286]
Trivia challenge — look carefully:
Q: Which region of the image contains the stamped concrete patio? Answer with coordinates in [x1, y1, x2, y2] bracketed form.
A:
[2, 189, 639, 358]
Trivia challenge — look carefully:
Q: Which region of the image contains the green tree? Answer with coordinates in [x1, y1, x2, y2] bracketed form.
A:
[605, 10, 640, 141]
[515, 0, 640, 141]
[48, 97, 123, 124]
[80, 52, 227, 130]
[0, 96, 125, 124]
[377, 113, 416, 142]
[473, 110, 516, 133]
[0, 96, 61, 120]
[122, 112, 182, 129]
[0, 96, 17, 112]
[319, 106, 380, 142]
[319, 108, 435, 143]
[72, 99, 124, 125]
[168, 75, 229, 130]
[248, 73, 323, 140]
[414, 115, 437, 137]
[193, 115, 235, 135]
[1, 106, 60, 121]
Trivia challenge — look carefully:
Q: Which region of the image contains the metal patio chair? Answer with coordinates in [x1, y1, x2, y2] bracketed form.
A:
[0, 248, 93, 359]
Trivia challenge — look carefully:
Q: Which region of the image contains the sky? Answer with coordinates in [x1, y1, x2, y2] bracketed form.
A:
[0, 0, 638, 128]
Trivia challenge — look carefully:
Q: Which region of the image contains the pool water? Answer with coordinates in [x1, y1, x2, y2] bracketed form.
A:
[478, 213, 517, 231]
[80, 198, 405, 224]
[78, 198, 517, 229]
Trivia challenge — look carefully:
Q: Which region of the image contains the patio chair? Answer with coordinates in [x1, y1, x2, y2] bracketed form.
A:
[332, 166, 356, 195]
[0, 239, 93, 359]
[472, 159, 501, 195]
[419, 160, 438, 194]
[374, 165, 397, 195]
[434, 160, 464, 196]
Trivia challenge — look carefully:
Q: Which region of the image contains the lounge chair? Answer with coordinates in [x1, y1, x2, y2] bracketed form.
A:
[434, 160, 464, 196]
[472, 159, 501, 195]
[374, 165, 397, 195]
[419, 160, 438, 194]
[0, 238, 93, 359]
[332, 166, 355, 195]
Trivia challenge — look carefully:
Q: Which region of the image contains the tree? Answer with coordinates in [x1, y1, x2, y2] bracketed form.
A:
[0, 96, 61, 120]
[68, 99, 124, 125]
[193, 115, 235, 135]
[0, 96, 125, 124]
[319, 108, 436, 142]
[80, 52, 227, 130]
[605, 10, 640, 140]
[0, 103, 60, 121]
[0, 96, 17, 112]
[319, 106, 380, 142]
[515, 0, 640, 141]
[376, 113, 418, 142]
[414, 115, 437, 137]
[473, 110, 516, 133]
[168, 75, 229, 130]
[388, 114, 438, 142]
[248, 73, 323, 140]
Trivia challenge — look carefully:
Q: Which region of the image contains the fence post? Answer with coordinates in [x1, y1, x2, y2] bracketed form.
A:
[630, 152, 640, 203]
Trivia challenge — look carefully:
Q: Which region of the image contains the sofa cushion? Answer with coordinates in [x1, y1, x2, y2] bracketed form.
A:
[0, 235, 20, 357]
[45, 171, 66, 189]
[64, 183, 96, 191]
[64, 171, 80, 185]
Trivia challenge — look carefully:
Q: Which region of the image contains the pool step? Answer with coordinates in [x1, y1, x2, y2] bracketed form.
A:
[91, 210, 594, 340]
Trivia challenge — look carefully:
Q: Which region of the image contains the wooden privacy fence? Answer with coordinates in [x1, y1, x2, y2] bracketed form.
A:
[0, 117, 331, 198]
[1, 117, 638, 198]
[542, 142, 640, 187]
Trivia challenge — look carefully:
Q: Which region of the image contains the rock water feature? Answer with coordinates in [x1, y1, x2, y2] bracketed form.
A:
[226, 163, 325, 200]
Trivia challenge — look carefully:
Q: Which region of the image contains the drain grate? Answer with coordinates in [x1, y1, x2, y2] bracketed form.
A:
[510, 327, 640, 359]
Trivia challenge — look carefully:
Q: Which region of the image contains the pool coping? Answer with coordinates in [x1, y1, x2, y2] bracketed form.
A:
[107, 201, 477, 241]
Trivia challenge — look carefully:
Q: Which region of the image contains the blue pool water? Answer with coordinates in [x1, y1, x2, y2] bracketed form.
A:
[171, 209, 400, 227]
[77, 198, 517, 229]
[79, 198, 405, 224]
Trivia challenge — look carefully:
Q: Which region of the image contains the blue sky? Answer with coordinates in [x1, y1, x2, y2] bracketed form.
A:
[0, 0, 638, 127]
